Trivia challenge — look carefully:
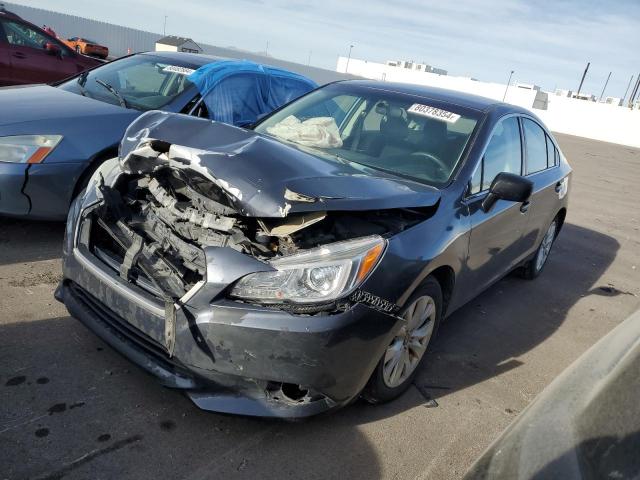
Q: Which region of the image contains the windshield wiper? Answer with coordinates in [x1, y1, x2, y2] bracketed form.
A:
[76, 71, 89, 97]
[94, 78, 128, 108]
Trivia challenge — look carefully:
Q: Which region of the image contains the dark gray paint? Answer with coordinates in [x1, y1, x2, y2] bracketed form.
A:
[120, 111, 442, 218]
[58, 82, 571, 417]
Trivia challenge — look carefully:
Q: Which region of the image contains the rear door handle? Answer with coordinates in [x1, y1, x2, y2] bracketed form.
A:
[12, 52, 27, 59]
[520, 201, 530, 213]
[555, 182, 562, 193]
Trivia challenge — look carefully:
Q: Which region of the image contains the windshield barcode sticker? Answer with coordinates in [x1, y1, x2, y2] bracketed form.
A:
[162, 66, 195, 75]
[407, 104, 460, 123]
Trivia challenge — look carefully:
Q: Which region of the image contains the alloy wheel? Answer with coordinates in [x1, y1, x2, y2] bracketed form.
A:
[535, 221, 557, 272]
[382, 295, 436, 388]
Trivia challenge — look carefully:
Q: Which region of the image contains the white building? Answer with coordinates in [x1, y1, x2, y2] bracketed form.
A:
[603, 96, 622, 106]
[155, 36, 202, 54]
[571, 92, 596, 102]
[554, 89, 573, 97]
[335, 55, 640, 149]
[385, 60, 447, 75]
[336, 56, 545, 108]
[516, 83, 541, 91]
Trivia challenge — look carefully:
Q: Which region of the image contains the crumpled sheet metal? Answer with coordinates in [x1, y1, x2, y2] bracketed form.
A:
[120, 111, 442, 218]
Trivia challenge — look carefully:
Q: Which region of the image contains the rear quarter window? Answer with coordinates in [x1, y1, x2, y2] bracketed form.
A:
[522, 118, 548, 174]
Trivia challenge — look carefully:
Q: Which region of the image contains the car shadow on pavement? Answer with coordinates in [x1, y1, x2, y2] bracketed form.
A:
[406, 221, 620, 411]
[0, 315, 383, 479]
[0, 218, 65, 266]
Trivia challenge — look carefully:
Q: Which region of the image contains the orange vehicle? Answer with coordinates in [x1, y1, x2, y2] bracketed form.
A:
[63, 36, 108, 59]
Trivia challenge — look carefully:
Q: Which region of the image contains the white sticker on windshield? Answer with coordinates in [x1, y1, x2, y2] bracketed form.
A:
[407, 104, 460, 123]
[162, 65, 195, 75]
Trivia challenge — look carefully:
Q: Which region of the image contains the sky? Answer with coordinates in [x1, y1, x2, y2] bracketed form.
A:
[16, 0, 640, 98]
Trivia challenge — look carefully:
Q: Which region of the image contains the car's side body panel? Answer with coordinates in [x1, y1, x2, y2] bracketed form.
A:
[444, 106, 571, 311]
[0, 162, 30, 215]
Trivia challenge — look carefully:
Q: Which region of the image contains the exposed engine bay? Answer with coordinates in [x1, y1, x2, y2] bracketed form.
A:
[88, 142, 434, 302]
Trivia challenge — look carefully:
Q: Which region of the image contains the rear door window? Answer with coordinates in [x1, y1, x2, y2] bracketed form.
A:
[522, 118, 548, 174]
[3, 20, 49, 49]
[2, 20, 69, 56]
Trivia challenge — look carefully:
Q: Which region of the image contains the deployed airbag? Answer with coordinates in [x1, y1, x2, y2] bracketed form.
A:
[266, 115, 343, 148]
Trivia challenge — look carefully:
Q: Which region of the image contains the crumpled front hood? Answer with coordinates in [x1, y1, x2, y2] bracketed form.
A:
[119, 111, 442, 218]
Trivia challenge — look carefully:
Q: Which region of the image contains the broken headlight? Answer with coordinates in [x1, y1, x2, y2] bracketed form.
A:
[230, 235, 386, 304]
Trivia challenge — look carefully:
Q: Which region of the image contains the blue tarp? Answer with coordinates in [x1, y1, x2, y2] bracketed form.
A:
[187, 60, 318, 126]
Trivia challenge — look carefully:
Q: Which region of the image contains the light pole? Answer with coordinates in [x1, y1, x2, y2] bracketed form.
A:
[576, 62, 590, 96]
[598, 71, 612, 102]
[622, 74, 634, 104]
[502, 70, 514, 101]
[163, 15, 168, 36]
[345, 44, 354, 74]
[629, 74, 640, 108]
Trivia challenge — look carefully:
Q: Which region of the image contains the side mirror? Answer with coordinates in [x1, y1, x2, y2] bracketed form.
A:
[482, 172, 533, 212]
[44, 42, 61, 56]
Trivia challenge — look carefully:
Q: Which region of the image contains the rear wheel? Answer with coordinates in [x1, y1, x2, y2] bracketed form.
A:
[362, 277, 442, 404]
[520, 218, 558, 279]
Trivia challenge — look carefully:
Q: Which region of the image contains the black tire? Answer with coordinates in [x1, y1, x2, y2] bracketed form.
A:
[362, 276, 443, 404]
[520, 217, 558, 280]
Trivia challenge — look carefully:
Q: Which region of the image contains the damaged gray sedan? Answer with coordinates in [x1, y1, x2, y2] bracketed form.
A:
[56, 81, 571, 417]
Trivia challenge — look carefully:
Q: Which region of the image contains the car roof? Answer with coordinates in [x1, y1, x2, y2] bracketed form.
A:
[139, 51, 225, 67]
[0, 7, 22, 21]
[338, 79, 521, 113]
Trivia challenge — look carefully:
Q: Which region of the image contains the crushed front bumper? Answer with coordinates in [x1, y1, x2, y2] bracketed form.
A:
[58, 211, 400, 417]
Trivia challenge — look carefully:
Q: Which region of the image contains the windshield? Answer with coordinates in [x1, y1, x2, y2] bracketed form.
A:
[58, 55, 198, 111]
[254, 84, 479, 186]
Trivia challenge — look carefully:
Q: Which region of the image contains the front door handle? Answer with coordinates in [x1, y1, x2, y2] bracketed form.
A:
[12, 52, 27, 59]
[520, 201, 530, 213]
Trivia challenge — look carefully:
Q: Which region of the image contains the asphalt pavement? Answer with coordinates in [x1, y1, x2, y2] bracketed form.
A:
[1, 133, 638, 480]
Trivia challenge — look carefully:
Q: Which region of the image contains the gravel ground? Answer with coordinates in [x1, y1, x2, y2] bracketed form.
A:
[1, 133, 638, 480]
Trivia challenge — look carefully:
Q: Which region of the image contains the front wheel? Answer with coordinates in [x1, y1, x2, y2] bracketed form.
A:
[362, 277, 442, 404]
[520, 218, 558, 279]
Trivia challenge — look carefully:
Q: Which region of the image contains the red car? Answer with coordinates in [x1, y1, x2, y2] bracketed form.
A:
[0, 7, 101, 86]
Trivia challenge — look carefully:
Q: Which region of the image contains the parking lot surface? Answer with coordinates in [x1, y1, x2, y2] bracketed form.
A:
[1, 134, 639, 480]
